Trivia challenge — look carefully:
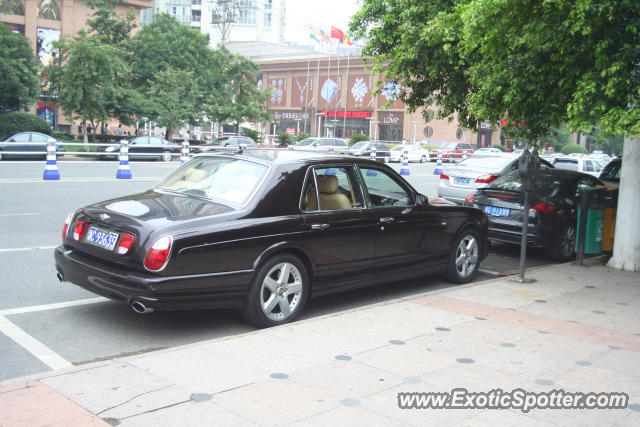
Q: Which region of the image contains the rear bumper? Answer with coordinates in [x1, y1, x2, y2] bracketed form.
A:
[55, 246, 250, 311]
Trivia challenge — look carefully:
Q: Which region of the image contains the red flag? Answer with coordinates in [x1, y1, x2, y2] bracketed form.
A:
[331, 26, 345, 42]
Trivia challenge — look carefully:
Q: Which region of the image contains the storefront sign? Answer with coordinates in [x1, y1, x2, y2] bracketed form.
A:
[3, 22, 25, 34]
[379, 111, 403, 125]
[271, 111, 310, 121]
[319, 111, 372, 118]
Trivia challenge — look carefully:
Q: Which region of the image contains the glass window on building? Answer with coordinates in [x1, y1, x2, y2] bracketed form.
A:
[264, 0, 272, 10]
[0, 0, 25, 16]
[191, 0, 201, 5]
[238, 7, 256, 24]
[263, 12, 271, 27]
[37, 0, 60, 20]
[191, 9, 201, 22]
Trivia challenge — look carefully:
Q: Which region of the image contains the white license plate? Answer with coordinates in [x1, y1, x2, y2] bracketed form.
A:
[484, 206, 510, 217]
[84, 226, 119, 251]
[454, 177, 471, 185]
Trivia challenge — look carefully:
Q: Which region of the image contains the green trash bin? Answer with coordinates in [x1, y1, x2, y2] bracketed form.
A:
[575, 207, 604, 254]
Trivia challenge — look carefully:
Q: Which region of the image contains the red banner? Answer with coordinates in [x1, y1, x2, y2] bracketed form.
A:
[320, 111, 372, 118]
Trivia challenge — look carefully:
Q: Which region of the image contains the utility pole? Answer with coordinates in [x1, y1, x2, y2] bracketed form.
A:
[279, 0, 286, 44]
[212, 0, 239, 47]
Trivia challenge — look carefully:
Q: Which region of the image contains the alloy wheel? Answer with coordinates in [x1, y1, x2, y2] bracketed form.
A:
[560, 225, 576, 258]
[455, 234, 479, 278]
[162, 151, 173, 162]
[260, 262, 304, 321]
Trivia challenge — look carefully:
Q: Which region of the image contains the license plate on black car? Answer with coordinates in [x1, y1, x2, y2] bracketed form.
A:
[84, 226, 119, 251]
[484, 206, 510, 217]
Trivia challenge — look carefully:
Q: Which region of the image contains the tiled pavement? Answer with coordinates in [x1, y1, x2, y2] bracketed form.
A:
[1, 259, 639, 426]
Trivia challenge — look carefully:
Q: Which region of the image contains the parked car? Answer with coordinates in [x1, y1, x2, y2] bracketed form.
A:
[552, 156, 601, 177]
[438, 153, 554, 204]
[389, 144, 431, 163]
[348, 141, 391, 162]
[437, 142, 475, 162]
[598, 157, 621, 188]
[589, 153, 613, 169]
[55, 151, 489, 327]
[194, 136, 257, 153]
[290, 137, 349, 154]
[97, 136, 180, 161]
[474, 147, 503, 154]
[464, 169, 604, 261]
[0, 131, 64, 160]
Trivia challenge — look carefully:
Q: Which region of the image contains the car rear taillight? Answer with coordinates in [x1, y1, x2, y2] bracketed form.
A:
[62, 212, 74, 241]
[440, 172, 450, 179]
[144, 236, 173, 271]
[475, 174, 499, 184]
[116, 233, 136, 255]
[73, 220, 88, 241]
[531, 202, 557, 214]
[464, 193, 475, 205]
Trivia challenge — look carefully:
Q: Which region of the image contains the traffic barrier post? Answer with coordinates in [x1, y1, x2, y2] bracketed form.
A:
[42, 138, 60, 180]
[433, 154, 444, 175]
[400, 148, 410, 175]
[115, 139, 132, 179]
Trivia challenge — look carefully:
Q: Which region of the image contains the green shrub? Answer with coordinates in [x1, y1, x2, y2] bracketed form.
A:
[51, 131, 75, 141]
[276, 132, 293, 147]
[0, 112, 50, 138]
[240, 127, 261, 143]
[491, 144, 508, 152]
[561, 144, 588, 155]
[349, 134, 370, 145]
[294, 132, 311, 142]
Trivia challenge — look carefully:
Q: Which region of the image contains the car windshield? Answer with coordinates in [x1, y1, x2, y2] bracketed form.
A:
[443, 143, 458, 149]
[600, 160, 621, 182]
[456, 156, 512, 168]
[392, 146, 409, 151]
[295, 138, 317, 146]
[209, 137, 229, 145]
[553, 159, 579, 171]
[156, 157, 269, 205]
[351, 142, 369, 149]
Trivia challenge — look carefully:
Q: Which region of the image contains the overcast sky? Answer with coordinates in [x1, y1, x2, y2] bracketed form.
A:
[284, 0, 362, 44]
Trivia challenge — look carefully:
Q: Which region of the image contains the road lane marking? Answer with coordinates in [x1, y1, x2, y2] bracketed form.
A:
[0, 213, 40, 217]
[0, 297, 108, 316]
[0, 245, 58, 253]
[0, 178, 159, 184]
[0, 316, 73, 370]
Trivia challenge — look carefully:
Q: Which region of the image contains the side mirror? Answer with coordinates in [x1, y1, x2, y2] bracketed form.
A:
[415, 194, 428, 207]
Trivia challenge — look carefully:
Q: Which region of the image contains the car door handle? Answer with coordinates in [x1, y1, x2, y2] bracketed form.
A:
[311, 223, 330, 230]
[379, 217, 395, 223]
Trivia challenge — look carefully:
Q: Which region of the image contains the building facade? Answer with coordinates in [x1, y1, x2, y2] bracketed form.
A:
[142, 0, 284, 47]
[1, 0, 152, 130]
[259, 57, 497, 146]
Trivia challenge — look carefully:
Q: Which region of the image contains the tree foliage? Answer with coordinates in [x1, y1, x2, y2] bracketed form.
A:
[85, 0, 136, 46]
[350, 0, 640, 138]
[0, 112, 50, 137]
[0, 24, 39, 112]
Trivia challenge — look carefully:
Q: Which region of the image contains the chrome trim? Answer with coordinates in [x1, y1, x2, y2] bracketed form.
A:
[143, 235, 174, 273]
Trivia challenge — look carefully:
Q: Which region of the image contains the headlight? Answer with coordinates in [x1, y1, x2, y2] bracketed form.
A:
[105, 146, 116, 152]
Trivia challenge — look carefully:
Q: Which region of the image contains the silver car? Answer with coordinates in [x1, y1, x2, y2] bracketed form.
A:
[437, 153, 554, 204]
[290, 137, 349, 154]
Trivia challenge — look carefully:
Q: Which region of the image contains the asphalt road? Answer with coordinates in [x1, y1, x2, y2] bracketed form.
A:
[0, 159, 558, 382]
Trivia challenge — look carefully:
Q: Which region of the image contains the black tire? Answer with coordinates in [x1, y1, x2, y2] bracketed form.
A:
[445, 228, 482, 284]
[420, 155, 427, 163]
[550, 223, 576, 262]
[161, 150, 173, 162]
[242, 254, 310, 328]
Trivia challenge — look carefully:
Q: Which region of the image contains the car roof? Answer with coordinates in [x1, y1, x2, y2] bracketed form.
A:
[196, 149, 384, 167]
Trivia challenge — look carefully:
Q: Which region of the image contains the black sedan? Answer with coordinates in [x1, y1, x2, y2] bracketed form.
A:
[55, 151, 489, 327]
[464, 169, 604, 261]
[97, 136, 180, 161]
[192, 136, 257, 154]
[348, 141, 392, 162]
[0, 131, 64, 160]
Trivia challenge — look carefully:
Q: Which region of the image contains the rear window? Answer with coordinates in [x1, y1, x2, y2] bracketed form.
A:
[488, 171, 569, 194]
[600, 160, 621, 182]
[554, 159, 579, 171]
[457, 156, 512, 169]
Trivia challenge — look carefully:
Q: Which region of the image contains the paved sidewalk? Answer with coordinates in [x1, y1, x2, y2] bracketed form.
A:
[2, 259, 639, 426]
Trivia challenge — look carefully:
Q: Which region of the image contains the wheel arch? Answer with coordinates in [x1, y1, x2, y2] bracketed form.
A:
[252, 242, 315, 283]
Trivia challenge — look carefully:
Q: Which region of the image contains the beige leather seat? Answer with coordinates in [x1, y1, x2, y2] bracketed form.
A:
[167, 168, 208, 190]
[305, 175, 351, 210]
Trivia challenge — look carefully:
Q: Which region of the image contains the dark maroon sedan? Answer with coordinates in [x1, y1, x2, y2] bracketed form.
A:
[55, 150, 489, 327]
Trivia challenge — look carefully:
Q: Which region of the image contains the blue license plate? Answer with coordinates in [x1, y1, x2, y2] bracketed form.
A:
[454, 177, 471, 185]
[84, 226, 119, 251]
[484, 206, 510, 217]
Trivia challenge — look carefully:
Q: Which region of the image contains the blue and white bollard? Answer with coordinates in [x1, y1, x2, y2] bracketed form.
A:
[367, 144, 378, 176]
[433, 153, 444, 175]
[181, 140, 190, 163]
[115, 139, 132, 179]
[462, 152, 469, 161]
[400, 148, 410, 176]
[43, 137, 60, 180]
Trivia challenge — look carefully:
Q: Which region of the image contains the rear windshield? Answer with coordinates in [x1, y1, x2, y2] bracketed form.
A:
[488, 171, 569, 194]
[599, 160, 621, 182]
[156, 157, 269, 205]
[456, 156, 512, 169]
[554, 159, 579, 171]
[295, 138, 317, 146]
[351, 141, 369, 149]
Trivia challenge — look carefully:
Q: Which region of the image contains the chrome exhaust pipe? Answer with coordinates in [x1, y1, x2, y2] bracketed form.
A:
[56, 272, 65, 282]
[130, 300, 155, 314]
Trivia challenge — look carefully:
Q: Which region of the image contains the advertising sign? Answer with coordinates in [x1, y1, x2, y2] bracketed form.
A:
[36, 27, 60, 66]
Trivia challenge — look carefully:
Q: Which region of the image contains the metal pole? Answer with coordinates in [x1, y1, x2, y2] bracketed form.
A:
[517, 190, 529, 281]
[576, 191, 589, 266]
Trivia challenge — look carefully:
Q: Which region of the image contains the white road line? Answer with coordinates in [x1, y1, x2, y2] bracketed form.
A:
[0, 178, 159, 184]
[0, 213, 40, 217]
[0, 297, 108, 316]
[0, 316, 73, 370]
[0, 245, 58, 253]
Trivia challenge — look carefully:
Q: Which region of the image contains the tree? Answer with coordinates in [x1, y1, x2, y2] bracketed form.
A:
[85, 0, 137, 46]
[0, 24, 39, 112]
[351, 0, 640, 271]
[47, 31, 130, 135]
[146, 69, 202, 136]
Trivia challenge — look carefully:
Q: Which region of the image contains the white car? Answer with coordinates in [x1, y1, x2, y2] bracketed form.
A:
[552, 156, 602, 177]
[474, 147, 503, 154]
[290, 137, 349, 154]
[389, 145, 431, 163]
